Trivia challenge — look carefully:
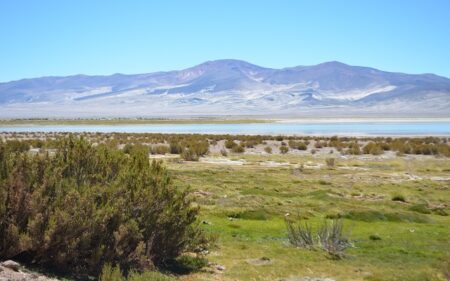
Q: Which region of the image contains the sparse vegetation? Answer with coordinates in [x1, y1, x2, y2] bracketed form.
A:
[325, 158, 335, 169]
[279, 145, 289, 154]
[286, 218, 351, 259]
[0, 132, 449, 280]
[317, 219, 351, 259]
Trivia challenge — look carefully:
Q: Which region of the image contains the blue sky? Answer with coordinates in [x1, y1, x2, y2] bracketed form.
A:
[1, 0, 449, 82]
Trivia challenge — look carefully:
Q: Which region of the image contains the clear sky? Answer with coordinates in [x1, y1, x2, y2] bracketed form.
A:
[1, 0, 449, 82]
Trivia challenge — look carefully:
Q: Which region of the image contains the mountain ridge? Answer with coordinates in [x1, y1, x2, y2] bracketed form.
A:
[1, 59, 449, 117]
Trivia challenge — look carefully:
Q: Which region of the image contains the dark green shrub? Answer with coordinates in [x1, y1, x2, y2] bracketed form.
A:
[369, 234, 382, 241]
[0, 137, 209, 277]
[392, 194, 406, 202]
[166, 255, 208, 274]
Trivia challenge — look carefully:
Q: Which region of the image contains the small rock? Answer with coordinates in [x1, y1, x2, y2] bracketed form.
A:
[216, 265, 226, 271]
[1, 260, 20, 271]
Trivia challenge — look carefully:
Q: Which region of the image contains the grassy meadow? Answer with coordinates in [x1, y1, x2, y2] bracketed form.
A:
[166, 153, 450, 281]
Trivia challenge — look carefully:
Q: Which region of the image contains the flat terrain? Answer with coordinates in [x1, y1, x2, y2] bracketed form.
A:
[0, 118, 271, 126]
[166, 153, 450, 281]
[1, 132, 449, 280]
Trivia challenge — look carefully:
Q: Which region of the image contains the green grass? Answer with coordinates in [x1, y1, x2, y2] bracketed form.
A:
[169, 155, 450, 281]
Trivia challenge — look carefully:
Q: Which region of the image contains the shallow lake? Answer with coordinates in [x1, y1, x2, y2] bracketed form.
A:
[1, 121, 450, 136]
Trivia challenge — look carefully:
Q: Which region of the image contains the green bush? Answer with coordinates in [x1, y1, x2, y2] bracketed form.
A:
[231, 145, 245, 153]
[279, 145, 289, 154]
[225, 139, 237, 149]
[100, 264, 176, 281]
[369, 234, 382, 241]
[0, 137, 209, 277]
[392, 194, 406, 202]
[166, 255, 209, 274]
[150, 144, 170, 155]
[363, 142, 384, 155]
[288, 140, 307, 150]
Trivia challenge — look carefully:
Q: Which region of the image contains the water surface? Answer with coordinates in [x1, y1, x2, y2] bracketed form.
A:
[1, 122, 449, 136]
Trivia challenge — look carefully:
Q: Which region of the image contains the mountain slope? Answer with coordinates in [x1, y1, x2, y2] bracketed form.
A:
[0, 59, 449, 117]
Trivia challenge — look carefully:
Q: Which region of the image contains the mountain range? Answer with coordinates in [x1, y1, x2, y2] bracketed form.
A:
[1, 59, 449, 117]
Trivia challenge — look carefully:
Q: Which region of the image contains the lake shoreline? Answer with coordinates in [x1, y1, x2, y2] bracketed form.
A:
[1, 121, 449, 137]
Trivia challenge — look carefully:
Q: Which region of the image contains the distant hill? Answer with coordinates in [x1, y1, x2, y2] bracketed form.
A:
[1, 59, 449, 117]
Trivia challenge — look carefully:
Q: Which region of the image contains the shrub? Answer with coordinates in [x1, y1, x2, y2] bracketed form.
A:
[288, 140, 307, 150]
[363, 142, 384, 155]
[231, 145, 245, 153]
[285, 218, 351, 259]
[225, 139, 237, 149]
[285, 219, 314, 248]
[325, 158, 335, 169]
[392, 194, 406, 202]
[0, 137, 209, 277]
[100, 264, 125, 281]
[279, 145, 289, 154]
[369, 234, 382, 241]
[264, 146, 272, 154]
[169, 141, 183, 154]
[166, 255, 209, 274]
[150, 145, 170, 155]
[100, 264, 176, 281]
[317, 219, 351, 259]
[346, 143, 361, 155]
[181, 148, 199, 161]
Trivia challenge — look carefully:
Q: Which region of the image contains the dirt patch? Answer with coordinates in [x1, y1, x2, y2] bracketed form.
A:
[260, 161, 291, 167]
[199, 157, 246, 165]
